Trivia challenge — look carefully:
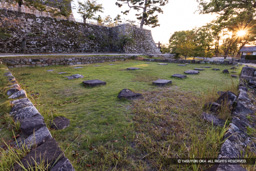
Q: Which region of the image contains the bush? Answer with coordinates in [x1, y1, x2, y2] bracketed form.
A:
[245, 55, 256, 60]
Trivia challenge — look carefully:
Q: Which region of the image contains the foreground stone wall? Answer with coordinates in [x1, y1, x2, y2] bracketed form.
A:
[2, 55, 134, 68]
[0, 9, 160, 54]
[3, 69, 74, 170]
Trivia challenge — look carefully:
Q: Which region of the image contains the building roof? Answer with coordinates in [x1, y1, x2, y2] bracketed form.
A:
[240, 46, 256, 52]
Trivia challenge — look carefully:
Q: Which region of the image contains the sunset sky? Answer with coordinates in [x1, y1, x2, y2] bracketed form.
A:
[72, 0, 217, 45]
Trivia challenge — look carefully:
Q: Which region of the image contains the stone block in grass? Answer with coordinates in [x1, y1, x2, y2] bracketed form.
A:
[118, 89, 143, 100]
[126, 67, 140, 70]
[212, 68, 220, 71]
[152, 79, 172, 86]
[66, 74, 84, 80]
[8, 90, 27, 99]
[222, 69, 229, 74]
[184, 70, 199, 74]
[171, 74, 187, 79]
[158, 63, 168, 65]
[51, 116, 70, 130]
[20, 115, 46, 136]
[194, 68, 205, 71]
[83, 79, 106, 87]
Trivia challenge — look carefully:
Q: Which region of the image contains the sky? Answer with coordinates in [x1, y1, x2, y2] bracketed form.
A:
[72, 0, 217, 45]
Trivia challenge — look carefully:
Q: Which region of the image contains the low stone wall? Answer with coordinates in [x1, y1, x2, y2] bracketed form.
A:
[2, 55, 134, 68]
[3, 70, 74, 170]
[142, 58, 234, 65]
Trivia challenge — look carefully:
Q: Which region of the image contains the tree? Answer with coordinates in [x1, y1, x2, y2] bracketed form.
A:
[77, 0, 103, 24]
[116, 0, 169, 29]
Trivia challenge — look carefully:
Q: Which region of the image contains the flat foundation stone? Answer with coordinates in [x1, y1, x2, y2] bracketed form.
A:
[11, 106, 40, 121]
[194, 68, 204, 71]
[58, 72, 67, 74]
[212, 68, 220, 71]
[51, 116, 70, 130]
[14, 138, 63, 170]
[83, 79, 106, 87]
[231, 75, 238, 78]
[177, 64, 186, 66]
[152, 79, 172, 86]
[203, 66, 211, 68]
[158, 63, 168, 65]
[184, 70, 199, 74]
[171, 74, 187, 79]
[127, 67, 140, 70]
[118, 89, 143, 100]
[202, 112, 225, 127]
[222, 69, 229, 74]
[66, 74, 84, 80]
[74, 67, 83, 69]
[7, 88, 20, 96]
[11, 98, 34, 112]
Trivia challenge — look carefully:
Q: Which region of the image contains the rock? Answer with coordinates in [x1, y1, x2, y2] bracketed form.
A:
[231, 75, 238, 78]
[232, 117, 251, 133]
[232, 102, 254, 116]
[203, 102, 221, 113]
[212, 68, 220, 71]
[177, 64, 186, 66]
[217, 91, 225, 96]
[127, 67, 140, 70]
[216, 91, 237, 107]
[51, 157, 75, 171]
[66, 74, 84, 80]
[158, 63, 168, 65]
[20, 115, 46, 136]
[51, 116, 70, 130]
[47, 69, 54, 72]
[202, 112, 225, 126]
[7, 88, 20, 96]
[94, 65, 101, 67]
[240, 66, 255, 78]
[230, 67, 237, 70]
[203, 66, 211, 68]
[11, 106, 41, 121]
[222, 69, 229, 74]
[171, 74, 187, 79]
[109, 64, 115, 65]
[152, 79, 172, 86]
[21, 126, 52, 149]
[239, 86, 248, 92]
[194, 68, 205, 71]
[8, 90, 27, 99]
[4, 72, 13, 77]
[9, 84, 20, 89]
[184, 70, 199, 75]
[58, 72, 67, 74]
[14, 138, 63, 170]
[11, 98, 34, 112]
[74, 67, 83, 69]
[83, 79, 106, 87]
[219, 139, 243, 158]
[215, 164, 246, 171]
[118, 89, 143, 100]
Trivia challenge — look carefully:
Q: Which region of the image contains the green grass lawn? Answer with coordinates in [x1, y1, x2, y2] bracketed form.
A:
[8, 61, 240, 170]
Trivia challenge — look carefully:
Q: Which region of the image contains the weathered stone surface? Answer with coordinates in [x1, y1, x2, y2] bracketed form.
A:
[9, 84, 20, 89]
[14, 138, 63, 170]
[51, 157, 75, 171]
[230, 67, 237, 70]
[11, 106, 40, 121]
[216, 91, 237, 106]
[177, 64, 186, 66]
[83, 79, 106, 87]
[240, 66, 255, 78]
[7, 88, 20, 96]
[171, 74, 187, 79]
[58, 72, 67, 74]
[20, 115, 46, 136]
[158, 63, 168, 65]
[127, 67, 140, 70]
[152, 79, 172, 86]
[118, 89, 143, 100]
[194, 68, 204, 71]
[212, 68, 220, 71]
[222, 69, 229, 74]
[203, 66, 211, 68]
[66, 74, 84, 80]
[51, 116, 70, 130]
[4, 72, 13, 77]
[74, 67, 83, 69]
[217, 91, 225, 96]
[11, 98, 33, 112]
[22, 126, 52, 149]
[231, 75, 238, 78]
[184, 70, 199, 74]
[8, 90, 27, 99]
[232, 102, 254, 116]
[47, 69, 54, 72]
[202, 112, 225, 126]
[203, 102, 221, 113]
[218, 139, 243, 158]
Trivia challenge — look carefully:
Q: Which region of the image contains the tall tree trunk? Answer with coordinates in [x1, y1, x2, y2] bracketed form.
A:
[140, 0, 147, 29]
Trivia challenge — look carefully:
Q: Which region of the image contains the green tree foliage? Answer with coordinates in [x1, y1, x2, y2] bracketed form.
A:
[116, 0, 169, 29]
[78, 0, 103, 24]
[197, 0, 256, 57]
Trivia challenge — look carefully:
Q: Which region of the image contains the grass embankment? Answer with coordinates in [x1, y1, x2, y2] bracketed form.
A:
[9, 61, 240, 170]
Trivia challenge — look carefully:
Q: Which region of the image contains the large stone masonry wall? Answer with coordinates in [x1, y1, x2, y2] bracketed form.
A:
[0, 9, 160, 54]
